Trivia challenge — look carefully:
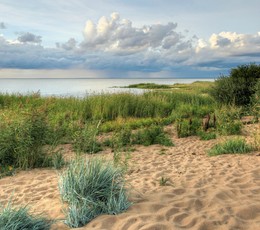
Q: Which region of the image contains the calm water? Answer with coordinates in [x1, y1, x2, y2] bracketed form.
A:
[0, 78, 214, 97]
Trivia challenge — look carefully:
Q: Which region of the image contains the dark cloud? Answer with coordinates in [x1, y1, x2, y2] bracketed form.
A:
[56, 38, 77, 51]
[17, 32, 42, 44]
[216, 37, 231, 47]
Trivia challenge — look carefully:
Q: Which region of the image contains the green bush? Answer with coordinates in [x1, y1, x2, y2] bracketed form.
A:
[210, 64, 260, 106]
[176, 118, 201, 138]
[59, 158, 130, 228]
[114, 128, 132, 147]
[132, 125, 173, 146]
[208, 138, 254, 156]
[256, 79, 260, 98]
[209, 76, 236, 105]
[0, 202, 52, 230]
[252, 79, 260, 104]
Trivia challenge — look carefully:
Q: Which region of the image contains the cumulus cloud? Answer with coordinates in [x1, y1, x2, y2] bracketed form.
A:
[81, 12, 192, 55]
[17, 32, 42, 44]
[0, 22, 6, 29]
[196, 32, 260, 54]
[192, 31, 260, 70]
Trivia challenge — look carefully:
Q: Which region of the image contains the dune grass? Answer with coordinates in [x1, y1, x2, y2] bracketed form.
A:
[0, 202, 52, 230]
[59, 158, 131, 228]
[198, 131, 217, 140]
[0, 108, 51, 169]
[132, 125, 174, 146]
[0, 79, 257, 175]
[208, 138, 254, 156]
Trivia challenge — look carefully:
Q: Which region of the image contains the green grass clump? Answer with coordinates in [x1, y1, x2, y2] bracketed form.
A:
[215, 106, 242, 135]
[159, 177, 171, 186]
[0, 202, 52, 230]
[208, 138, 254, 156]
[51, 151, 66, 170]
[0, 109, 52, 169]
[198, 131, 217, 140]
[59, 158, 131, 228]
[176, 118, 201, 138]
[72, 122, 102, 154]
[132, 125, 173, 146]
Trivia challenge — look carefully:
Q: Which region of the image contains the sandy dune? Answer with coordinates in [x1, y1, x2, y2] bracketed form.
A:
[0, 124, 260, 230]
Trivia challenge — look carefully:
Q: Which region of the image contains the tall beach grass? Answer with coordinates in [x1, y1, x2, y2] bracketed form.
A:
[208, 138, 254, 156]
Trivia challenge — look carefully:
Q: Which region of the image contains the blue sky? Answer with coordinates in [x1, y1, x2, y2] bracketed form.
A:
[0, 0, 260, 78]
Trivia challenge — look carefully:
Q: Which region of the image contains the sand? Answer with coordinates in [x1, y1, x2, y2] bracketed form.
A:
[0, 124, 260, 230]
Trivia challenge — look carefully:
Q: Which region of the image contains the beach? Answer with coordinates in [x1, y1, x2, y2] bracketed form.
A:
[0, 123, 259, 230]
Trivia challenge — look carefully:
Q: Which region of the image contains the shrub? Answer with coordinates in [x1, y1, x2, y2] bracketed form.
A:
[132, 125, 173, 146]
[256, 79, 260, 98]
[252, 79, 260, 105]
[208, 138, 254, 156]
[210, 64, 260, 106]
[209, 76, 236, 105]
[0, 202, 52, 230]
[176, 118, 201, 138]
[59, 158, 131, 228]
[114, 128, 132, 148]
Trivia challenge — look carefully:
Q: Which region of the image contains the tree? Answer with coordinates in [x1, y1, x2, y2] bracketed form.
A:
[210, 63, 260, 106]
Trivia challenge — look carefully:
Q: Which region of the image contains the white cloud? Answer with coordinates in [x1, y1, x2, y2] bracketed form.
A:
[81, 12, 190, 55]
[197, 31, 260, 53]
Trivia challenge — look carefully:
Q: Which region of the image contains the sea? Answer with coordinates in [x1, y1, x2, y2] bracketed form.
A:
[0, 78, 214, 97]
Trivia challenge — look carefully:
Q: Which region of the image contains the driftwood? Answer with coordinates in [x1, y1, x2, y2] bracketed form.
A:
[202, 113, 217, 131]
[202, 114, 210, 131]
[213, 114, 217, 128]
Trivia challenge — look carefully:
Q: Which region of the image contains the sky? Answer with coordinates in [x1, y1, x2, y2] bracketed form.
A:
[0, 0, 260, 78]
